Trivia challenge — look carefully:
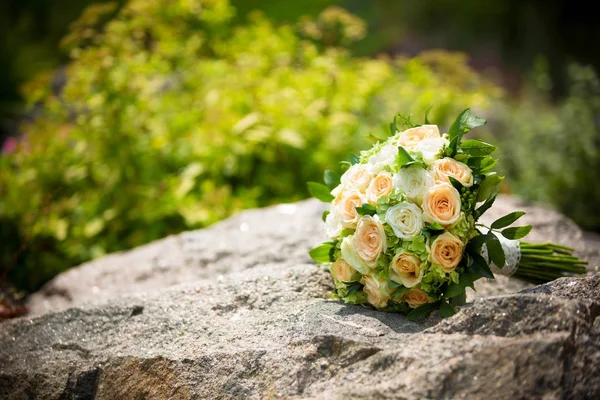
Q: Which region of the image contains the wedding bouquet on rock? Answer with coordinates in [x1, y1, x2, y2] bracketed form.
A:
[309, 108, 587, 318]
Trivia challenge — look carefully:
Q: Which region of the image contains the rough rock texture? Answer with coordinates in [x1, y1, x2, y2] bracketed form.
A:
[2, 195, 600, 399]
[27, 195, 600, 314]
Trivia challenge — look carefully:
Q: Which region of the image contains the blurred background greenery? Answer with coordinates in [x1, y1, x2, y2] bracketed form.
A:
[0, 0, 598, 293]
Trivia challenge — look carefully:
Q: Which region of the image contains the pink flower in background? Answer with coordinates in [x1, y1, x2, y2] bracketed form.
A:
[2, 137, 17, 155]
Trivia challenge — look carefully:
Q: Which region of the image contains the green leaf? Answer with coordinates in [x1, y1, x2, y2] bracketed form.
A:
[460, 139, 497, 156]
[307, 182, 334, 202]
[469, 252, 494, 279]
[402, 160, 426, 169]
[475, 194, 497, 219]
[445, 269, 477, 298]
[321, 210, 330, 222]
[350, 154, 360, 165]
[324, 170, 340, 190]
[397, 146, 414, 166]
[449, 292, 467, 307]
[424, 105, 433, 124]
[467, 156, 498, 175]
[356, 203, 377, 216]
[486, 237, 506, 269]
[476, 173, 502, 202]
[406, 302, 438, 321]
[467, 233, 495, 252]
[501, 225, 532, 240]
[345, 281, 364, 296]
[447, 136, 460, 157]
[448, 176, 464, 192]
[426, 222, 445, 232]
[445, 282, 465, 298]
[448, 108, 487, 143]
[438, 299, 456, 318]
[309, 242, 335, 263]
[389, 115, 397, 135]
[491, 211, 525, 229]
[391, 285, 410, 301]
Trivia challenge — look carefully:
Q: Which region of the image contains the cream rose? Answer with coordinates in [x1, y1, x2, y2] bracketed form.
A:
[324, 208, 342, 240]
[385, 202, 424, 240]
[430, 232, 464, 271]
[366, 144, 397, 174]
[338, 190, 364, 228]
[355, 215, 386, 267]
[415, 136, 449, 165]
[389, 251, 424, 288]
[422, 183, 461, 226]
[361, 274, 393, 309]
[341, 164, 372, 192]
[330, 258, 356, 282]
[366, 172, 393, 204]
[403, 287, 430, 308]
[393, 166, 434, 203]
[396, 125, 440, 150]
[431, 157, 474, 187]
[341, 235, 369, 274]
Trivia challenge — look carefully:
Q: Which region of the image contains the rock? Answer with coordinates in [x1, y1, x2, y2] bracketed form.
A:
[2, 195, 600, 399]
[27, 195, 600, 314]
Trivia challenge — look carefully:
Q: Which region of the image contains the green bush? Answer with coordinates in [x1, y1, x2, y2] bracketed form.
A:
[0, 0, 500, 292]
[491, 62, 600, 231]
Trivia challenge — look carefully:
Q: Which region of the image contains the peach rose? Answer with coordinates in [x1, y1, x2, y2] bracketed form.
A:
[430, 232, 464, 271]
[341, 164, 372, 192]
[422, 183, 461, 226]
[403, 287, 430, 308]
[361, 274, 393, 309]
[431, 157, 474, 187]
[366, 172, 393, 204]
[338, 190, 364, 228]
[355, 215, 386, 267]
[396, 125, 440, 150]
[389, 251, 423, 288]
[330, 258, 356, 282]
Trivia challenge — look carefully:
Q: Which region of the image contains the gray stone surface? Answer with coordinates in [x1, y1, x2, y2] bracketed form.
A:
[2, 195, 600, 399]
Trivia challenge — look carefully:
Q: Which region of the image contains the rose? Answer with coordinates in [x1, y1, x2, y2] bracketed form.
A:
[422, 183, 461, 226]
[396, 125, 440, 150]
[324, 208, 342, 240]
[385, 202, 424, 240]
[393, 166, 434, 203]
[430, 232, 464, 271]
[361, 274, 393, 309]
[366, 172, 393, 204]
[366, 144, 397, 174]
[338, 190, 364, 228]
[355, 215, 386, 267]
[330, 258, 356, 282]
[389, 251, 423, 288]
[431, 157, 474, 187]
[341, 164, 372, 192]
[415, 136, 449, 165]
[341, 235, 369, 274]
[403, 287, 430, 308]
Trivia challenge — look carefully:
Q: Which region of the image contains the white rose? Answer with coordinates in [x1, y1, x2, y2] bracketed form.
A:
[361, 274, 393, 309]
[396, 125, 440, 150]
[415, 136, 449, 165]
[385, 202, 424, 240]
[341, 164, 372, 192]
[324, 208, 343, 240]
[341, 235, 370, 275]
[366, 144, 397, 174]
[393, 166, 434, 203]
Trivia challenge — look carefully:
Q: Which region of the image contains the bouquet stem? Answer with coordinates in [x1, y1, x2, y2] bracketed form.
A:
[513, 242, 588, 284]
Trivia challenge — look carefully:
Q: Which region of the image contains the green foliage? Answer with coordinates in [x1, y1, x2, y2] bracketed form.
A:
[493, 63, 600, 231]
[0, 0, 501, 292]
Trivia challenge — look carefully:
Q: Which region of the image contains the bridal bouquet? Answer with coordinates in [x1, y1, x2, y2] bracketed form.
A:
[308, 108, 587, 318]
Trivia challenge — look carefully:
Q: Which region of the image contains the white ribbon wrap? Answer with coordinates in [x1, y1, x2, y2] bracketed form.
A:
[480, 231, 521, 276]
